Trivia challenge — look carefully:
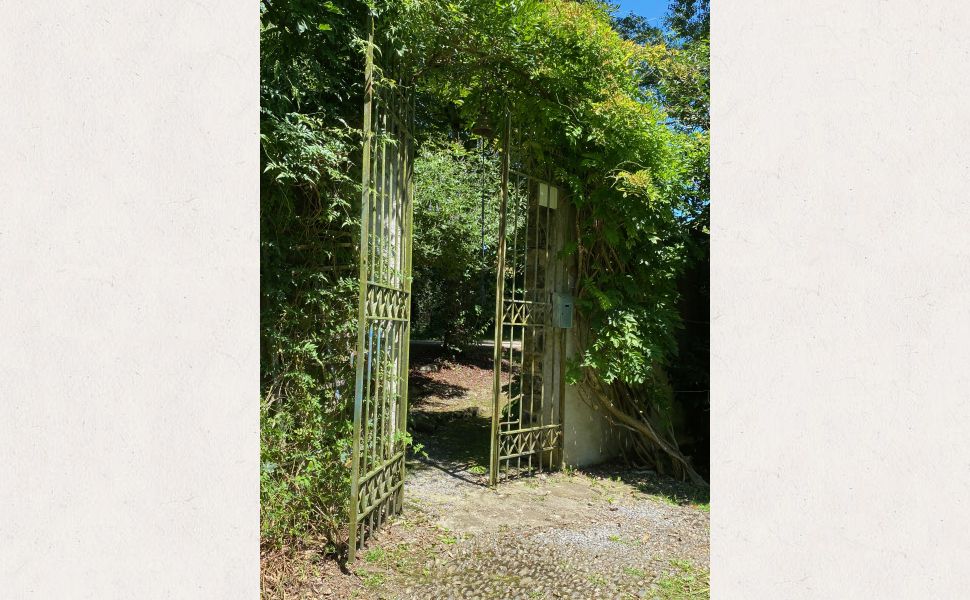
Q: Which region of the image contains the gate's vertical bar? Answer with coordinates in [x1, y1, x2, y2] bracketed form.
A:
[397, 90, 415, 511]
[557, 197, 563, 465]
[349, 15, 376, 564]
[520, 176, 532, 475]
[558, 323, 567, 471]
[490, 115, 511, 486]
[539, 185, 556, 471]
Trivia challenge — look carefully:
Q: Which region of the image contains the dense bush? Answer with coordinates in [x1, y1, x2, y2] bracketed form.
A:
[259, 0, 369, 548]
[615, 0, 710, 475]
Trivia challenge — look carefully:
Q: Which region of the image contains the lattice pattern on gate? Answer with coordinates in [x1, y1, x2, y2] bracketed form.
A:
[349, 17, 415, 562]
[489, 121, 567, 485]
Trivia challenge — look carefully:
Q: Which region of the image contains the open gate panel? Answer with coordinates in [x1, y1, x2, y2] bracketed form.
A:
[348, 22, 415, 562]
[489, 124, 567, 485]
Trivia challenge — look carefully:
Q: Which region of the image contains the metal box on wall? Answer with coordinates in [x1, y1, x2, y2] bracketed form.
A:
[552, 292, 574, 329]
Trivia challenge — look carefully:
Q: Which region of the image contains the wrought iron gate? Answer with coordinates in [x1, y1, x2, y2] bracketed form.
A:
[349, 19, 414, 561]
[489, 124, 568, 485]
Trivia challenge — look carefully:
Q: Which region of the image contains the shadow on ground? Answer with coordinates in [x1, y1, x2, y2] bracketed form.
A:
[408, 372, 467, 404]
[409, 414, 491, 486]
[583, 464, 710, 507]
[405, 341, 710, 505]
[406, 342, 493, 486]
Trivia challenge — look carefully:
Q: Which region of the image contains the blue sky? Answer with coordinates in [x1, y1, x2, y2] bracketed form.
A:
[613, 0, 670, 24]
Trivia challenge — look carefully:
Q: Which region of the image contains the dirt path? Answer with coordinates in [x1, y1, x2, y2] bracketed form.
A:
[282, 343, 709, 599]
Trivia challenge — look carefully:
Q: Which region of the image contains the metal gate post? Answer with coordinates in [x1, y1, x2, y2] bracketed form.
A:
[489, 116, 511, 487]
[348, 16, 375, 563]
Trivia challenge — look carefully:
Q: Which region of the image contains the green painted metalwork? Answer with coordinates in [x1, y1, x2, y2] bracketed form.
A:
[489, 121, 567, 486]
[349, 18, 414, 562]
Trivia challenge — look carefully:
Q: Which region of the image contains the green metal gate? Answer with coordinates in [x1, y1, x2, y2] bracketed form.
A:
[349, 19, 414, 561]
[489, 123, 568, 485]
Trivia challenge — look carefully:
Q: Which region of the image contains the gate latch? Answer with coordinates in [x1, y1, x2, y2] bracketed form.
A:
[552, 293, 574, 329]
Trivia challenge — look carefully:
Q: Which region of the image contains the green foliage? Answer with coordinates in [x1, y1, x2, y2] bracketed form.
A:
[615, 0, 710, 475]
[616, 0, 710, 228]
[260, 0, 370, 549]
[259, 162, 360, 548]
[411, 139, 500, 349]
[397, 0, 707, 480]
[666, 0, 710, 43]
[401, 0, 686, 379]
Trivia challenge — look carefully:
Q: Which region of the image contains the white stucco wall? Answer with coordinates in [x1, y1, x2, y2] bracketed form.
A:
[560, 330, 624, 467]
[546, 190, 624, 467]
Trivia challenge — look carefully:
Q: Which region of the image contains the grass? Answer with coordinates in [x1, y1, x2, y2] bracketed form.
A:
[363, 547, 385, 563]
[623, 566, 647, 579]
[358, 543, 422, 579]
[650, 491, 709, 514]
[650, 560, 709, 599]
[354, 541, 437, 593]
[359, 571, 385, 588]
[630, 476, 710, 511]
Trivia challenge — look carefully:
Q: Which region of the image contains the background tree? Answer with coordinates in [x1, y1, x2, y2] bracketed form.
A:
[411, 138, 501, 351]
[614, 0, 710, 474]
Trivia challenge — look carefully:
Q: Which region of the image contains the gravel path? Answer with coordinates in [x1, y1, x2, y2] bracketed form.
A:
[382, 464, 709, 600]
[306, 344, 710, 599]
